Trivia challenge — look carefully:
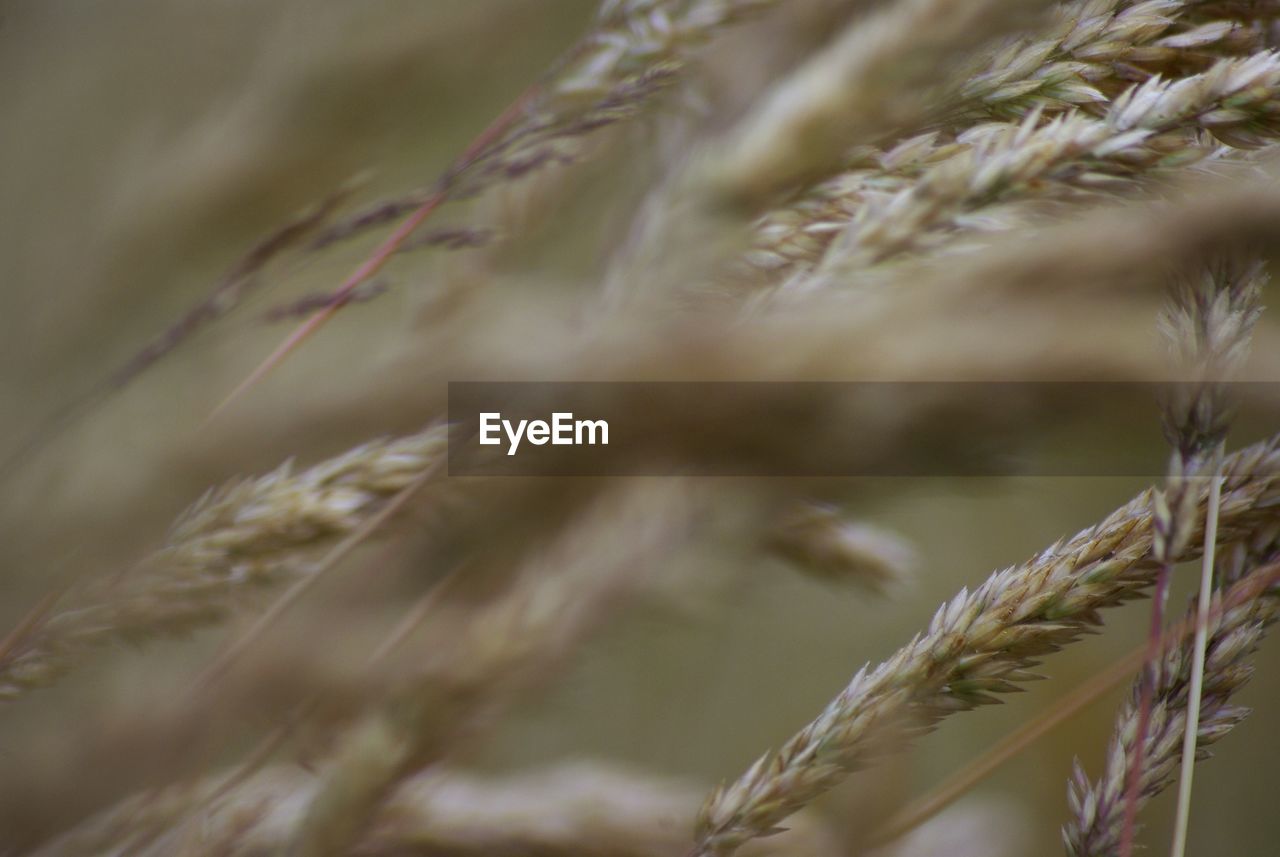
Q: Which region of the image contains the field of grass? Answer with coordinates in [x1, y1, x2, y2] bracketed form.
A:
[2, 2, 1280, 855]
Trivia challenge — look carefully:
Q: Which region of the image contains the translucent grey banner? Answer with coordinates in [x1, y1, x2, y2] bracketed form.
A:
[447, 382, 1280, 476]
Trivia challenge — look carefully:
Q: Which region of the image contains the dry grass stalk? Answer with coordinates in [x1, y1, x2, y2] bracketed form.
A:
[746, 19, 1278, 286]
[739, 0, 1257, 282]
[310, 0, 786, 243]
[33, 762, 841, 857]
[691, 433, 1280, 857]
[871, 554, 1280, 849]
[1159, 259, 1267, 464]
[1168, 469, 1224, 857]
[1156, 259, 1262, 855]
[957, 0, 1248, 120]
[1119, 257, 1265, 853]
[13, 3, 1280, 854]
[700, 0, 1053, 210]
[214, 0, 786, 413]
[814, 174, 1280, 310]
[0, 186, 353, 484]
[287, 482, 694, 857]
[1065, 536, 1280, 856]
[430, 0, 788, 205]
[802, 52, 1280, 285]
[600, 0, 1054, 306]
[870, 651, 1148, 848]
[316, 0, 788, 255]
[0, 425, 448, 700]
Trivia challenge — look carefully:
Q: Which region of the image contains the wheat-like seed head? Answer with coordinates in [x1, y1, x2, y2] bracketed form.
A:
[1152, 259, 1265, 563]
[1064, 534, 1280, 856]
[0, 426, 448, 700]
[802, 52, 1280, 286]
[745, 16, 1262, 285]
[692, 434, 1280, 857]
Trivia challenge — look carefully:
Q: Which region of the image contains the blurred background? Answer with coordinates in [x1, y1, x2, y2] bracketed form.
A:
[1, 1, 1278, 854]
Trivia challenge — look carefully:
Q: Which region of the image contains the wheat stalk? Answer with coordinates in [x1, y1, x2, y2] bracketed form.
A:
[957, 0, 1246, 120]
[33, 762, 841, 857]
[288, 482, 693, 857]
[12, 4, 1280, 854]
[0, 425, 448, 700]
[699, 0, 1051, 211]
[1117, 257, 1265, 853]
[1065, 535, 1280, 856]
[691, 432, 1280, 857]
[738, 0, 1256, 282]
[801, 52, 1280, 286]
[743, 15, 1266, 285]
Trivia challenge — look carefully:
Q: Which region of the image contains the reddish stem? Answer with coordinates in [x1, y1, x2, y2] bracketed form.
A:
[210, 83, 542, 419]
[1119, 560, 1173, 857]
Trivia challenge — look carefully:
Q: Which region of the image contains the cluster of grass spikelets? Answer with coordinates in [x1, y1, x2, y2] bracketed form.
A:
[6, 0, 1280, 854]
